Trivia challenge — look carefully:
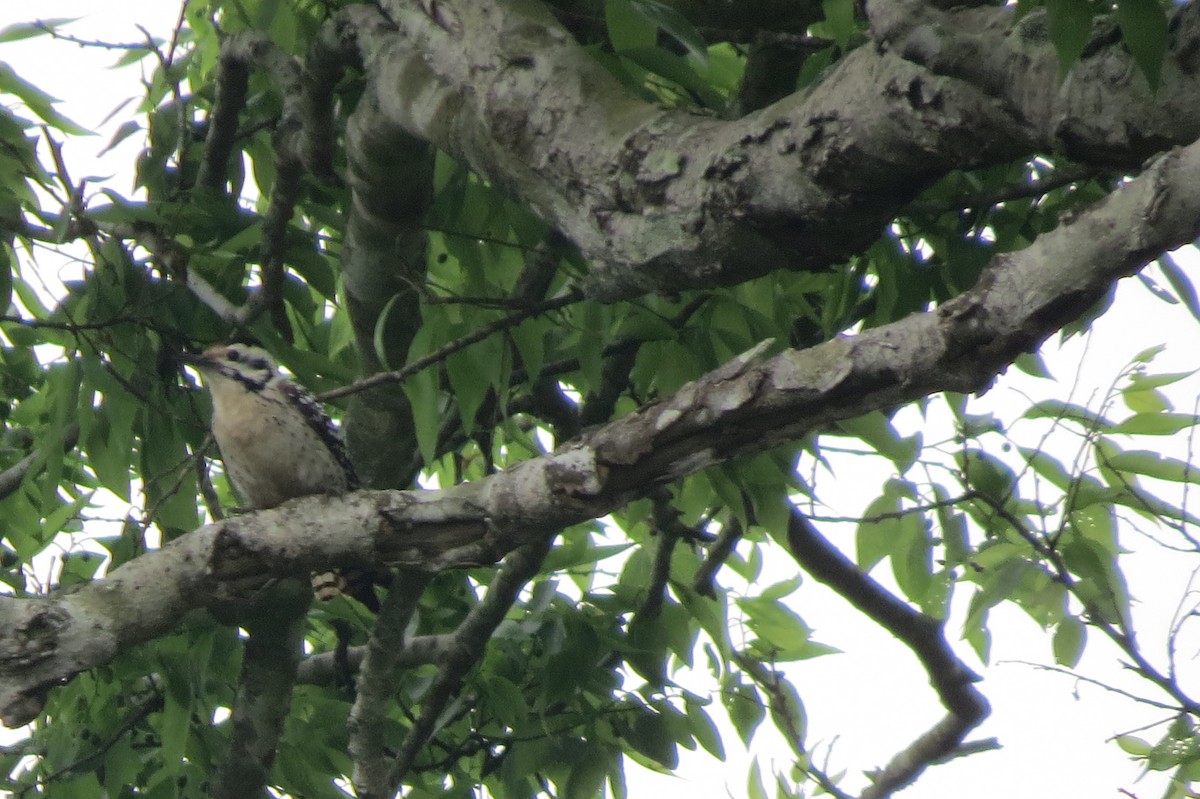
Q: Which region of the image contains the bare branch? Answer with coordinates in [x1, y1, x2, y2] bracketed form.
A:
[784, 510, 990, 798]
[296, 633, 452, 685]
[195, 45, 250, 192]
[320, 290, 583, 402]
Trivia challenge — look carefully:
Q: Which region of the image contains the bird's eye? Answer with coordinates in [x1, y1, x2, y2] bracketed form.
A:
[226, 349, 242, 362]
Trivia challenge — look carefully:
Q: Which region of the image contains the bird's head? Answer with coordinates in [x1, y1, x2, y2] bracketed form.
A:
[180, 343, 280, 392]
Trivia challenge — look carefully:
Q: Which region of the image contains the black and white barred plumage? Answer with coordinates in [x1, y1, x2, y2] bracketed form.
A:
[183, 343, 361, 602]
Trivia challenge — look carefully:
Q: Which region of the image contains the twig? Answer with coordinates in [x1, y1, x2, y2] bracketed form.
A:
[1003, 660, 1178, 711]
[16, 689, 164, 796]
[319, 291, 583, 402]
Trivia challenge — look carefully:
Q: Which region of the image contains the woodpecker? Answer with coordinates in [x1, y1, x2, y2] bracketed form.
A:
[181, 343, 358, 603]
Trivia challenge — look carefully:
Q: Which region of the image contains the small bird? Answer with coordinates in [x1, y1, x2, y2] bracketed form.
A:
[181, 343, 361, 604]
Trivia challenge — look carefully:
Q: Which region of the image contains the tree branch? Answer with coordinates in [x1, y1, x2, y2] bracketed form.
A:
[0, 424, 80, 502]
[340, 0, 1200, 300]
[296, 633, 452, 685]
[382, 540, 552, 794]
[348, 569, 434, 797]
[5, 134, 1200, 726]
[210, 581, 310, 799]
[784, 510, 990, 798]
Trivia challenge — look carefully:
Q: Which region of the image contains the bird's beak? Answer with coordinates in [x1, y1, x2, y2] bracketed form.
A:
[177, 350, 211, 369]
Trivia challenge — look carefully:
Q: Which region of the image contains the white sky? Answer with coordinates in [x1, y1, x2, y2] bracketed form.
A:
[2, 3, 1198, 799]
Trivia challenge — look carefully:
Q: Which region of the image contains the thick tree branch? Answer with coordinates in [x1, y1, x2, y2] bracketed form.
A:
[335, 0, 1200, 300]
[210, 581, 310, 799]
[348, 569, 434, 797]
[4, 135, 1200, 726]
[868, 1, 1200, 166]
[331, 4, 437, 489]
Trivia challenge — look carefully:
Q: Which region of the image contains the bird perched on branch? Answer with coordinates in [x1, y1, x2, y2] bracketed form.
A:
[181, 342, 364, 605]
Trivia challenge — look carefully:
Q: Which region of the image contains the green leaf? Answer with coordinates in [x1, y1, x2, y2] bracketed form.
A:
[446, 328, 502, 436]
[0, 62, 90, 135]
[725, 677, 765, 745]
[1053, 616, 1086, 667]
[891, 510, 934, 611]
[1115, 735, 1153, 757]
[1023, 399, 1113, 430]
[748, 759, 768, 799]
[1122, 386, 1172, 413]
[404, 325, 443, 468]
[1116, 0, 1169, 89]
[1014, 351, 1052, 379]
[1126, 369, 1198, 390]
[856, 488, 902, 572]
[606, 0, 656, 51]
[1069, 504, 1118, 552]
[818, 0, 858, 49]
[1045, 0, 1094, 76]
[57, 551, 103, 588]
[958, 449, 1017, 505]
[1061, 538, 1129, 625]
[1019, 447, 1072, 491]
[624, 709, 679, 770]
[630, 0, 708, 60]
[685, 700, 725, 759]
[564, 745, 609, 799]
[737, 595, 812, 659]
[1112, 413, 1199, 436]
[1104, 449, 1200, 485]
[0, 18, 79, 43]
[837, 412, 921, 473]
[626, 613, 668, 685]
[1158, 254, 1200, 323]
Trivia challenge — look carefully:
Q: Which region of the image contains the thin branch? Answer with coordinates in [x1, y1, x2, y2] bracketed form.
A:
[195, 43, 250, 192]
[15, 689, 162, 796]
[381, 539, 552, 795]
[319, 291, 583, 402]
[0, 424, 80, 502]
[906, 164, 1105, 217]
[693, 516, 744, 598]
[640, 491, 685, 619]
[735, 651, 854, 799]
[783, 508, 990, 799]
[296, 633, 451, 685]
[1004, 660, 1180, 711]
